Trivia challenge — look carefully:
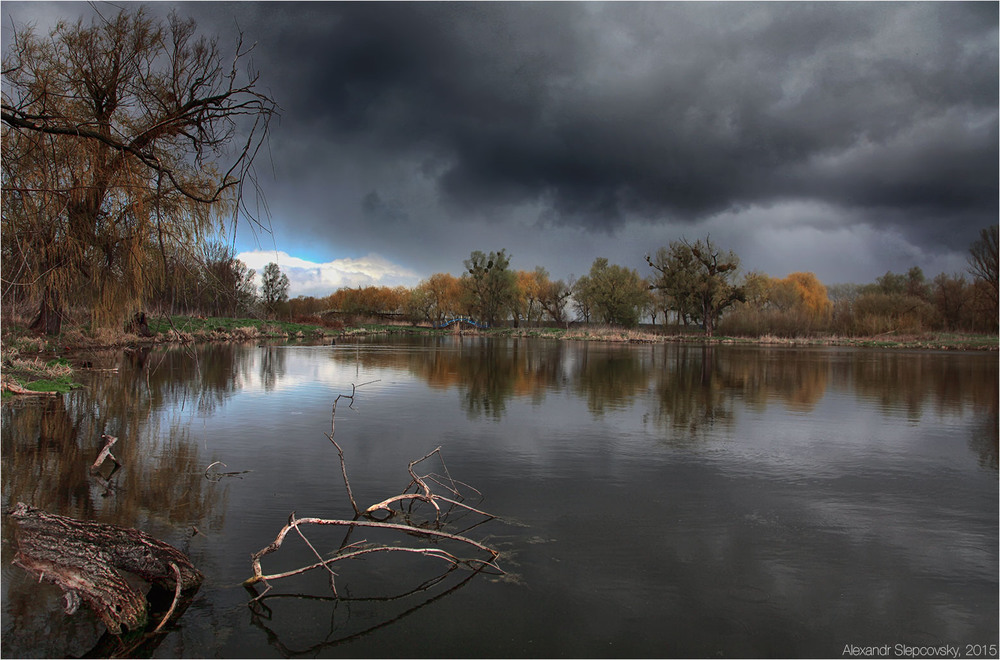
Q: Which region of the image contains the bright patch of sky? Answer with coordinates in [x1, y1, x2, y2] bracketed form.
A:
[237, 250, 421, 299]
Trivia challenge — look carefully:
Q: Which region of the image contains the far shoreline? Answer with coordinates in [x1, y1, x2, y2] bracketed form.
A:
[2, 315, 995, 395]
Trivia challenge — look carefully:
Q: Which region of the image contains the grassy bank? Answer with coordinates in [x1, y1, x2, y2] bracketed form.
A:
[0, 356, 83, 398]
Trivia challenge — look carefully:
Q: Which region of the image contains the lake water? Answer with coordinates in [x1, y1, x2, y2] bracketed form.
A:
[2, 337, 997, 658]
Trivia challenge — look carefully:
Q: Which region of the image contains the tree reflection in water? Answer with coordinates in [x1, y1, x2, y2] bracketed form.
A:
[652, 345, 734, 439]
[969, 403, 999, 470]
[325, 337, 999, 459]
[0, 343, 261, 658]
[573, 344, 650, 416]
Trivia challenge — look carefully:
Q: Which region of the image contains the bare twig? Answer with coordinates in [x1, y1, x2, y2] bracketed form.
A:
[152, 562, 183, 634]
[326, 381, 379, 516]
[290, 513, 340, 596]
[205, 461, 252, 481]
[327, 436, 360, 517]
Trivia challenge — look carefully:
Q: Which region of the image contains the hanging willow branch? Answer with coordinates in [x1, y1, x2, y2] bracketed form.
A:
[245, 383, 502, 599]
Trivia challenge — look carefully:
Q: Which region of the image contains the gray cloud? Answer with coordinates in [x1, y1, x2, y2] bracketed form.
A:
[3, 2, 997, 285]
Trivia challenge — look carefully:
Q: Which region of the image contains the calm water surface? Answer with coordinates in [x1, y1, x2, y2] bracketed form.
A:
[2, 337, 997, 658]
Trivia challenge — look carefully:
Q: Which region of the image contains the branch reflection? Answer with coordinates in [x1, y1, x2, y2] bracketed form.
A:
[245, 565, 489, 657]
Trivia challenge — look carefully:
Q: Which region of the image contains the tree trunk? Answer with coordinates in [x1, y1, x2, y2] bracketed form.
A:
[125, 311, 152, 337]
[30, 287, 63, 335]
[702, 300, 715, 336]
[9, 502, 202, 635]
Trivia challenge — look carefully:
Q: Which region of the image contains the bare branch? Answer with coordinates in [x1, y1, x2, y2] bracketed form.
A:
[246, 386, 501, 607]
[245, 517, 502, 589]
[151, 562, 183, 634]
[90, 433, 120, 473]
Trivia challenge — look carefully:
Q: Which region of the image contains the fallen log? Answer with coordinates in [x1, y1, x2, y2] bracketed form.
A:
[1, 375, 57, 395]
[8, 502, 203, 635]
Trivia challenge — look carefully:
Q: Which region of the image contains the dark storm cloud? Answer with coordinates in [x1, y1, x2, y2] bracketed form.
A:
[3, 1, 996, 283]
[213, 1, 997, 247]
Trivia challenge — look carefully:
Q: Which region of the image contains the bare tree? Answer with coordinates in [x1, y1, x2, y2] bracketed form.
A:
[1, 7, 277, 333]
[968, 226, 998, 299]
[647, 236, 744, 336]
[260, 262, 289, 314]
[538, 275, 573, 325]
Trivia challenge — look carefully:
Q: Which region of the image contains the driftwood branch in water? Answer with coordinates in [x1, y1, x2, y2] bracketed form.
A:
[246, 383, 501, 599]
[151, 563, 183, 634]
[91, 434, 120, 473]
[204, 460, 252, 481]
[8, 502, 203, 635]
[327, 437, 360, 517]
[244, 566, 485, 656]
[245, 516, 501, 590]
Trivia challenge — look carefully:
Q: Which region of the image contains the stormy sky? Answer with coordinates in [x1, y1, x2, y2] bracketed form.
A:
[3, 2, 997, 297]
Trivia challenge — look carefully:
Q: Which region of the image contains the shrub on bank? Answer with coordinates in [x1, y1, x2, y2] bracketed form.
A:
[831, 294, 938, 336]
[718, 305, 826, 338]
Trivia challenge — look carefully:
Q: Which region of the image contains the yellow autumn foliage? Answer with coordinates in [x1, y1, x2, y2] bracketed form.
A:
[775, 272, 832, 321]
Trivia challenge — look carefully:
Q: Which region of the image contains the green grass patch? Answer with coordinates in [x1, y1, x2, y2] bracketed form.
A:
[20, 375, 83, 393]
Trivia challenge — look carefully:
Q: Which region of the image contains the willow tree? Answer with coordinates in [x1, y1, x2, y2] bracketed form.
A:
[583, 258, 648, 327]
[1, 7, 277, 333]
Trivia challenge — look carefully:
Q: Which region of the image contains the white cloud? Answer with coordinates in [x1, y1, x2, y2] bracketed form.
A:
[237, 250, 421, 298]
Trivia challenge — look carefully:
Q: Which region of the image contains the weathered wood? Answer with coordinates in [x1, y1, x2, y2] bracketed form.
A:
[13, 553, 149, 633]
[91, 434, 120, 473]
[9, 502, 203, 635]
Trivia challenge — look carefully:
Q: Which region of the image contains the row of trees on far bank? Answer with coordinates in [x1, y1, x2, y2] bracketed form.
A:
[279, 226, 998, 338]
